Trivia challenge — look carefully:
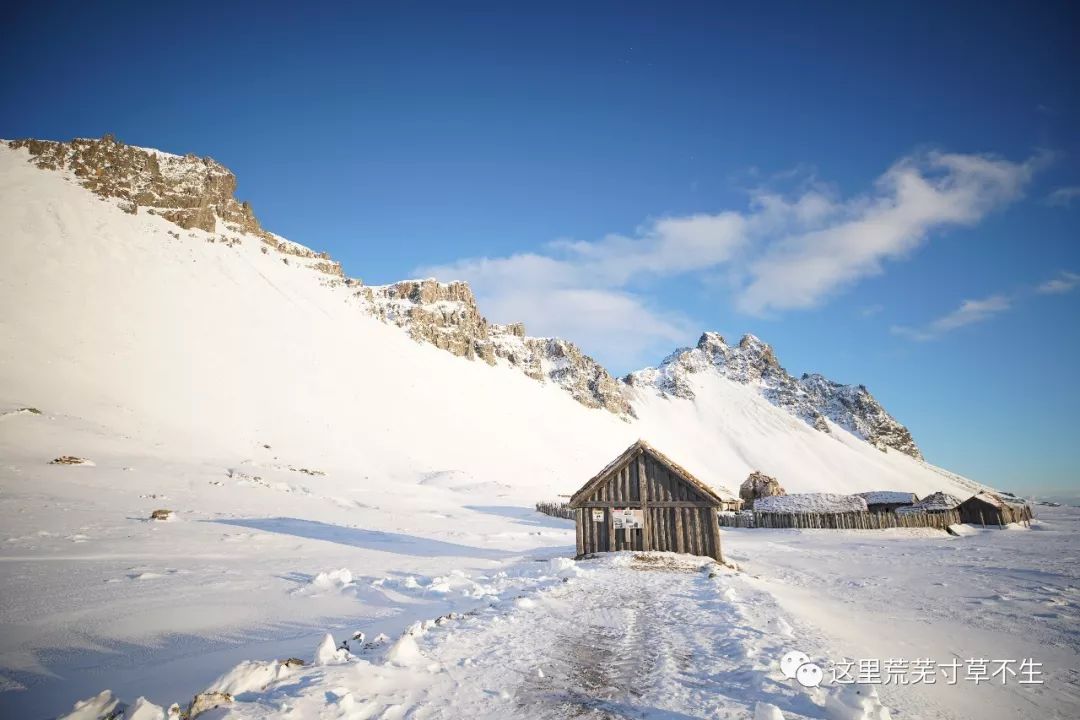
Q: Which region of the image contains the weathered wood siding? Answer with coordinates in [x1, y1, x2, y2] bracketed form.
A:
[957, 499, 1033, 526]
[573, 449, 722, 561]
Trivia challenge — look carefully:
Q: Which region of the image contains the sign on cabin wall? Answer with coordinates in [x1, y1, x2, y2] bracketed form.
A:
[612, 508, 644, 530]
[592, 509, 605, 522]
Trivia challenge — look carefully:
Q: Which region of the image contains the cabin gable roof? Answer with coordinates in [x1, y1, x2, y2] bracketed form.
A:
[568, 439, 725, 508]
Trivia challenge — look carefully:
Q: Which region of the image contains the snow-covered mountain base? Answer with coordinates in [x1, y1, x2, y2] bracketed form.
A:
[3, 138, 1072, 719]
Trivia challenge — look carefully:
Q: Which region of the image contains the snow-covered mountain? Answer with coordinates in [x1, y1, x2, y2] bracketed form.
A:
[0, 134, 973, 498]
[6, 134, 922, 456]
[627, 332, 922, 458]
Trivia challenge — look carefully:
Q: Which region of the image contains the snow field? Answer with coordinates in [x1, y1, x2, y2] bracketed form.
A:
[62, 553, 891, 720]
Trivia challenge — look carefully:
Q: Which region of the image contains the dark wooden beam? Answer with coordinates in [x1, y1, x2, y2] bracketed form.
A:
[575, 500, 718, 509]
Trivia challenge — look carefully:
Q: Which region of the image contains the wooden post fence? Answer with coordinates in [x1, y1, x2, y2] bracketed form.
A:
[717, 509, 964, 530]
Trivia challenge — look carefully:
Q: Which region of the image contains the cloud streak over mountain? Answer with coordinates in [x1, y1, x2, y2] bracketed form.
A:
[891, 294, 1013, 341]
[419, 150, 1042, 365]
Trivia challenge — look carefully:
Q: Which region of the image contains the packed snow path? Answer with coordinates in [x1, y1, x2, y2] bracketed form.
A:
[215, 554, 887, 720]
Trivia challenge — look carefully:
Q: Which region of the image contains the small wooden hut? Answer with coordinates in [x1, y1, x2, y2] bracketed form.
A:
[958, 493, 1032, 526]
[568, 439, 724, 561]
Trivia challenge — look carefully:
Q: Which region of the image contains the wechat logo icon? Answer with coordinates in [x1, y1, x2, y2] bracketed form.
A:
[780, 649, 823, 688]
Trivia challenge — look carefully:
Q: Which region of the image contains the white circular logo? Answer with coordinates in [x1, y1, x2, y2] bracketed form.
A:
[796, 662, 823, 688]
[780, 650, 811, 679]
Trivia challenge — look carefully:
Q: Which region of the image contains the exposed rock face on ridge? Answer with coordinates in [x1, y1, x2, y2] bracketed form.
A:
[6, 135, 919, 451]
[360, 280, 492, 362]
[626, 332, 922, 459]
[6, 135, 343, 276]
[360, 279, 632, 416]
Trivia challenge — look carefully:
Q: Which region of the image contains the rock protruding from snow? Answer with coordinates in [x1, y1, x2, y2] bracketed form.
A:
[361, 278, 632, 415]
[6, 135, 343, 276]
[627, 332, 922, 459]
[49, 455, 94, 466]
[740, 471, 786, 504]
[186, 691, 232, 719]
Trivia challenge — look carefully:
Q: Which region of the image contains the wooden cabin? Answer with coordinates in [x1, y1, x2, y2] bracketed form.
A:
[568, 439, 724, 561]
[958, 493, 1032, 526]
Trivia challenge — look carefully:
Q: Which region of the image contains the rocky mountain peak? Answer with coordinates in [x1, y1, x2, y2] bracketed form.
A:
[736, 333, 781, 375]
[6, 135, 344, 276]
[360, 279, 632, 416]
[630, 331, 922, 459]
[695, 332, 729, 361]
[11, 134, 253, 234]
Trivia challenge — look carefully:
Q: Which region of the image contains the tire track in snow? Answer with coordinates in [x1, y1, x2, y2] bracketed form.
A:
[208, 554, 883, 719]
[509, 559, 730, 718]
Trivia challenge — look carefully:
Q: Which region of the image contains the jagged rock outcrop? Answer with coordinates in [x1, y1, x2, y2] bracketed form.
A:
[7, 135, 343, 276]
[5, 135, 920, 445]
[796, 373, 920, 458]
[360, 279, 632, 415]
[627, 332, 923, 459]
[360, 280, 494, 362]
[739, 471, 785, 504]
[518, 337, 632, 415]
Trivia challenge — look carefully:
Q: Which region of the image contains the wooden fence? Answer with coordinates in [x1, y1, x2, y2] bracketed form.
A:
[717, 509, 963, 530]
[535, 501, 575, 520]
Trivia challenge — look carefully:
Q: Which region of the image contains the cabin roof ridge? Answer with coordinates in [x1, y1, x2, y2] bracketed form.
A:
[569, 438, 726, 508]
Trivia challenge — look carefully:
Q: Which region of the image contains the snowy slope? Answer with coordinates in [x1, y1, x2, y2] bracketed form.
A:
[0, 140, 988, 715]
[0, 141, 981, 501]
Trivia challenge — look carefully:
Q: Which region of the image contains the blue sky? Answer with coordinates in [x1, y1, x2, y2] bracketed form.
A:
[4, 1, 1078, 495]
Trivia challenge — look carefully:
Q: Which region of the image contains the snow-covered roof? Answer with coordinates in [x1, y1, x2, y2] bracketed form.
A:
[753, 493, 869, 514]
[569, 439, 729, 508]
[857, 491, 918, 505]
[971, 492, 1004, 508]
[898, 491, 962, 513]
[965, 492, 1030, 510]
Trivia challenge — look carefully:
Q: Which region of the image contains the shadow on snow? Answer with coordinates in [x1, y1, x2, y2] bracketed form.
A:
[206, 517, 514, 559]
[465, 504, 573, 529]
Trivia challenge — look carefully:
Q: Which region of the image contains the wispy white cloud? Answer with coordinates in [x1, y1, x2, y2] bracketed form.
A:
[737, 152, 1042, 314]
[891, 295, 1012, 341]
[419, 150, 1042, 364]
[1036, 271, 1080, 295]
[859, 304, 884, 317]
[1045, 186, 1080, 207]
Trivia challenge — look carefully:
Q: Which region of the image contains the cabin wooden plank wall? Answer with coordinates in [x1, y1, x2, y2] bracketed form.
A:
[571, 446, 723, 561]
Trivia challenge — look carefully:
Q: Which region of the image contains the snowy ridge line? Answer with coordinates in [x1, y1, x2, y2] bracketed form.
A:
[4, 135, 924, 457]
